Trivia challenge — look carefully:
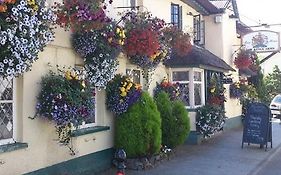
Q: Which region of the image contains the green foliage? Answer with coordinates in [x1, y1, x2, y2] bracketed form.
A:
[248, 67, 267, 103]
[115, 92, 161, 158]
[196, 105, 226, 138]
[264, 65, 281, 104]
[155, 91, 190, 148]
[171, 100, 190, 147]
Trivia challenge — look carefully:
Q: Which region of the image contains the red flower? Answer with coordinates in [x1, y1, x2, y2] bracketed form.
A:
[124, 27, 160, 57]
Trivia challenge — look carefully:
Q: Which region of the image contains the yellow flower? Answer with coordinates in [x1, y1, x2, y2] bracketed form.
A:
[33, 5, 39, 12]
[120, 87, 126, 92]
[71, 72, 79, 80]
[65, 71, 72, 80]
[120, 91, 127, 97]
[118, 40, 123, 45]
[81, 81, 86, 88]
[116, 28, 121, 34]
[210, 87, 216, 93]
[123, 82, 127, 87]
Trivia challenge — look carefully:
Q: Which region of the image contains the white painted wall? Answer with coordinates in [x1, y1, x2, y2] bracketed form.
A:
[204, 10, 242, 118]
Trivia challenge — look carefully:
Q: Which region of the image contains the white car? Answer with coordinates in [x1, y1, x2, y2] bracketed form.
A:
[270, 94, 281, 118]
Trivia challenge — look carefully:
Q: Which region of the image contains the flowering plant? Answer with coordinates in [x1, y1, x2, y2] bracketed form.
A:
[196, 105, 226, 138]
[36, 69, 95, 144]
[53, 0, 113, 32]
[106, 74, 142, 115]
[154, 78, 180, 101]
[71, 22, 124, 88]
[207, 75, 226, 106]
[0, 0, 55, 77]
[229, 82, 243, 98]
[163, 26, 192, 57]
[122, 11, 169, 69]
[234, 49, 256, 69]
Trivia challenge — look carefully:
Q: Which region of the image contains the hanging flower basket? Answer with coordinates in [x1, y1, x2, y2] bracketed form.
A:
[122, 11, 169, 69]
[234, 50, 255, 69]
[71, 23, 123, 88]
[36, 69, 95, 144]
[106, 74, 142, 115]
[163, 26, 192, 57]
[53, 0, 113, 32]
[0, 0, 55, 77]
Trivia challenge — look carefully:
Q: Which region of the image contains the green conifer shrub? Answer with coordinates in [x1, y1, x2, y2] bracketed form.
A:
[155, 91, 190, 148]
[115, 92, 161, 158]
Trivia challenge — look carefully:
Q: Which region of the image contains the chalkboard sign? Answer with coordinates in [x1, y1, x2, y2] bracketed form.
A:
[242, 102, 272, 150]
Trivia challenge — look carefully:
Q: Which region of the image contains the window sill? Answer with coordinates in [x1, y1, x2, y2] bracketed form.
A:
[0, 142, 28, 154]
[71, 126, 110, 137]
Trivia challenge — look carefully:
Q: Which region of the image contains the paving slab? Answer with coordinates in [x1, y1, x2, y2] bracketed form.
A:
[100, 120, 281, 175]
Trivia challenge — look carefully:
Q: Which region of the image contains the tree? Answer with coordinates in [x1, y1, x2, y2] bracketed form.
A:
[264, 65, 281, 104]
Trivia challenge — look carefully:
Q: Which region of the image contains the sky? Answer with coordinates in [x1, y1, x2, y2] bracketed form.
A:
[236, 0, 281, 74]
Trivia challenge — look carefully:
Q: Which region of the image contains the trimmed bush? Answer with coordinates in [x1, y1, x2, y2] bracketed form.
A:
[155, 91, 190, 148]
[115, 92, 161, 158]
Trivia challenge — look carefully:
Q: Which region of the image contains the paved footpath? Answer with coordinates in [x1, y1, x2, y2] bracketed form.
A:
[101, 120, 281, 175]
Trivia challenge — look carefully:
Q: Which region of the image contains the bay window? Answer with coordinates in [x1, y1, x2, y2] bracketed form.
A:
[171, 68, 205, 108]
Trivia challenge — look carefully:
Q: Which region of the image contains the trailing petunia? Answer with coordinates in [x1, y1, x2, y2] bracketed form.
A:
[71, 22, 123, 88]
[0, 0, 55, 77]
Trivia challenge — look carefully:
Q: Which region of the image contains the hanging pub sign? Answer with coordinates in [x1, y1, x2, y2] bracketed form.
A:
[242, 30, 280, 53]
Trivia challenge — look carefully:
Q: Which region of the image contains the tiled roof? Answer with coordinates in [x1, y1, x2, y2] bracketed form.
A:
[164, 45, 235, 72]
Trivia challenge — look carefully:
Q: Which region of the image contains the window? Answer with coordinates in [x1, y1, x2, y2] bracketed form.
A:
[172, 71, 190, 106]
[75, 66, 97, 129]
[193, 15, 205, 46]
[78, 87, 96, 129]
[171, 68, 205, 108]
[126, 68, 142, 84]
[0, 77, 16, 145]
[171, 3, 182, 30]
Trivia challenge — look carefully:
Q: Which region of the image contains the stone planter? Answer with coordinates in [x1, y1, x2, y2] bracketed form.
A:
[125, 150, 175, 170]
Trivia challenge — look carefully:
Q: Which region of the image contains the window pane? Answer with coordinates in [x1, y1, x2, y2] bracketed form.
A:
[172, 71, 189, 81]
[84, 87, 96, 124]
[0, 103, 13, 140]
[0, 77, 13, 100]
[194, 71, 202, 81]
[126, 69, 141, 84]
[178, 83, 190, 106]
[174, 6, 178, 14]
[194, 84, 202, 106]
[173, 15, 178, 23]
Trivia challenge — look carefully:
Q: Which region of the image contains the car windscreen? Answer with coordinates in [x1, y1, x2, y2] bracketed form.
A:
[273, 96, 281, 103]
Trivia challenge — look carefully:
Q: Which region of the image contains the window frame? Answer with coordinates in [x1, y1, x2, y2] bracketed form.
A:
[126, 66, 143, 85]
[193, 15, 205, 46]
[171, 3, 182, 30]
[0, 78, 17, 146]
[170, 68, 205, 109]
